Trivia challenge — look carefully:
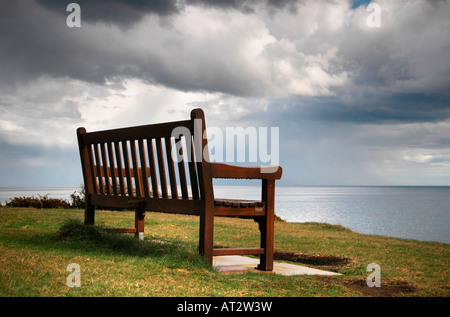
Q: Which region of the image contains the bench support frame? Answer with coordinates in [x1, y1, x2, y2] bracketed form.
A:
[77, 109, 282, 271]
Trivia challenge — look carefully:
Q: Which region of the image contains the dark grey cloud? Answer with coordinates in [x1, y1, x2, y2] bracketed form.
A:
[36, 0, 181, 27]
[35, 0, 303, 26]
[187, 0, 307, 14]
[187, 0, 256, 12]
[185, 0, 299, 14]
[1, 0, 284, 97]
[243, 91, 450, 129]
[294, 93, 450, 124]
[2, 0, 449, 111]
[1, 0, 450, 187]
[0, 1, 144, 88]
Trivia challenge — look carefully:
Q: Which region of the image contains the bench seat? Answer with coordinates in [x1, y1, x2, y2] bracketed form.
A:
[214, 199, 265, 208]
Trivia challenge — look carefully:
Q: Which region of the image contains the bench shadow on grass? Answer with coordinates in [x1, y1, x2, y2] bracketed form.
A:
[30, 218, 210, 269]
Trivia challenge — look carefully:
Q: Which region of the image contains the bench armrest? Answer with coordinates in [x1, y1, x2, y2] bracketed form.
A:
[210, 162, 282, 180]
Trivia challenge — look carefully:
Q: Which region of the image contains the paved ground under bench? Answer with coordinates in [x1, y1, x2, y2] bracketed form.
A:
[213, 255, 341, 276]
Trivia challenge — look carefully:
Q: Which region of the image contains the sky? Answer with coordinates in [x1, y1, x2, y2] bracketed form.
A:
[1, 0, 449, 187]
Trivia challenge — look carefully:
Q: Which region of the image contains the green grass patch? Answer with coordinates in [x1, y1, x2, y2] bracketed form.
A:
[0, 207, 448, 297]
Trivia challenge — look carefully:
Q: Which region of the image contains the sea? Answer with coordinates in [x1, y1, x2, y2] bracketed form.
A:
[1, 186, 449, 244]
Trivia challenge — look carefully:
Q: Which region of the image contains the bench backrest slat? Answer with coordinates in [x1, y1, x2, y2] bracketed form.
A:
[147, 138, 159, 197]
[77, 114, 209, 203]
[121, 141, 134, 196]
[188, 136, 200, 200]
[114, 141, 125, 196]
[87, 143, 97, 194]
[107, 142, 118, 196]
[93, 144, 105, 194]
[100, 143, 112, 195]
[138, 139, 151, 198]
[130, 140, 142, 197]
[176, 137, 189, 199]
[165, 137, 178, 199]
[155, 138, 169, 198]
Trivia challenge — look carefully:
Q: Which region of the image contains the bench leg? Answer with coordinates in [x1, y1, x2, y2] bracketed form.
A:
[199, 207, 214, 265]
[257, 179, 275, 271]
[135, 209, 145, 241]
[85, 204, 95, 225]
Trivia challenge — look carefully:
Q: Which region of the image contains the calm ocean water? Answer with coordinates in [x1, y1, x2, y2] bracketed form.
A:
[1, 186, 449, 244]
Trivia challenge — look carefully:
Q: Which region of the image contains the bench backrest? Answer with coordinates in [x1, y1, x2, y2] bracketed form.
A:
[77, 109, 213, 213]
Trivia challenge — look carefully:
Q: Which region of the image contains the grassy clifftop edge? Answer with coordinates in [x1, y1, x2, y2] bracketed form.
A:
[0, 207, 448, 297]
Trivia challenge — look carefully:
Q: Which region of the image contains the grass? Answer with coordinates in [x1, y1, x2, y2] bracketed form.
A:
[0, 206, 448, 297]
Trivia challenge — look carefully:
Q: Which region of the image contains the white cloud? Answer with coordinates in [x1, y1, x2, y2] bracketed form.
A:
[0, 119, 24, 133]
[79, 78, 219, 130]
[403, 153, 434, 164]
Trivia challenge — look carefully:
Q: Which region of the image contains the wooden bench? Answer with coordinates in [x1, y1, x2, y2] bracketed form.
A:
[76, 108, 282, 270]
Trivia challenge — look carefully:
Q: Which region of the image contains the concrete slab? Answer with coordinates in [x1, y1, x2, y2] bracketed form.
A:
[213, 255, 341, 276]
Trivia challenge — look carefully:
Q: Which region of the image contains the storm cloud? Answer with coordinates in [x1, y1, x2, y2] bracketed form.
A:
[1, 0, 449, 186]
[36, 0, 181, 26]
